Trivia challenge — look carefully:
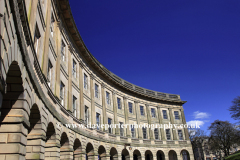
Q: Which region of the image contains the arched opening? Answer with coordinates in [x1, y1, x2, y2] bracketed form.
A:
[110, 147, 118, 160]
[122, 148, 130, 160]
[26, 104, 43, 159]
[98, 145, 106, 160]
[133, 149, 141, 160]
[145, 150, 153, 160]
[73, 138, 82, 160]
[44, 122, 58, 159]
[86, 142, 94, 160]
[0, 62, 27, 159]
[60, 132, 71, 159]
[169, 150, 178, 160]
[157, 150, 165, 160]
[180, 150, 190, 160]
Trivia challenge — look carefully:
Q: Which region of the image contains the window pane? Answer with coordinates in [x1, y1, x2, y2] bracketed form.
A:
[140, 106, 144, 116]
[166, 129, 171, 140]
[95, 84, 97, 97]
[129, 102, 133, 113]
[151, 108, 156, 117]
[85, 106, 89, 124]
[117, 98, 121, 109]
[131, 125, 135, 138]
[96, 113, 100, 130]
[154, 128, 159, 140]
[162, 110, 168, 119]
[73, 96, 77, 117]
[178, 130, 183, 140]
[120, 122, 124, 136]
[108, 118, 112, 133]
[174, 111, 180, 120]
[61, 41, 65, 61]
[60, 82, 65, 106]
[84, 74, 88, 89]
[142, 127, 147, 139]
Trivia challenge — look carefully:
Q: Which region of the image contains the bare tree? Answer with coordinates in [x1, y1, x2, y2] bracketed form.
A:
[188, 129, 208, 160]
[229, 96, 240, 123]
[208, 120, 240, 157]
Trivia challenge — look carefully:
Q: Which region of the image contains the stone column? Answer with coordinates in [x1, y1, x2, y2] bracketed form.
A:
[90, 74, 95, 125]
[134, 101, 142, 139]
[73, 149, 85, 160]
[101, 83, 107, 132]
[79, 61, 84, 122]
[42, 0, 51, 76]
[157, 106, 166, 140]
[112, 91, 119, 135]
[181, 109, 190, 140]
[118, 153, 122, 160]
[67, 47, 73, 112]
[26, 130, 45, 160]
[123, 96, 130, 137]
[169, 108, 177, 140]
[44, 137, 59, 160]
[87, 152, 98, 160]
[0, 97, 30, 159]
[146, 104, 154, 140]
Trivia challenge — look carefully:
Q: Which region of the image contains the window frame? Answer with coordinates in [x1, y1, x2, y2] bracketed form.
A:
[96, 112, 100, 130]
[61, 40, 66, 61]
[50, 11, 55, 37]
[140, 105, 144, 116]
[108, 118, 112, 134]
[95, 84, 99, 98]
[84, 74, 88, 90]
[117, 97, 121, 109]
[106, 91, 111, 105]
[178, 129, 183, 140]
[47, 60, 53, 87]
[162, 110, 168, 119]
[166, 129, 171, 140]
[142, 127, 147, 139]
[72, 96, 77, 117]
[119, 122, 124, 136]
[34, 24, 41, 54]
[60, 81, 65, 106]
[154, 128, 159, 140]
[151, 108, 156, 118]
[128, 102, 133, 114]
[174, 111, 180, 120]
[72, 59, 77, 78]
[85, 106, 89, 124]
[131, 125, 135, 138]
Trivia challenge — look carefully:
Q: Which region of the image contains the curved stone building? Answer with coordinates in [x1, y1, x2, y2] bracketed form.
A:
[0, 0, 193, 160]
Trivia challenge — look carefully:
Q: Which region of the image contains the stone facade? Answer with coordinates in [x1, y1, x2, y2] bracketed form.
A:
[0, 0, 193, 159]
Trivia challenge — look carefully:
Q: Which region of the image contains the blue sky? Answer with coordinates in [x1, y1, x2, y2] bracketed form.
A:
[69, 0, 240, 133]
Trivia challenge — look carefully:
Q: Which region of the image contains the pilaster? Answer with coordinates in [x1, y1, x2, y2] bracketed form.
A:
[157, 106, 166, 140]
[169, 108, 177, 140]
[134, 101, 142, 139]
[54, 22, 61, 98]
[112, 91, 119, 135]
[42, 0, 51, 76]
[123, 96, 130, 137]
[90, 74, 95, 125]
[79, 62, 84, 122]
[101, 83, 107, 132]
[67, 47, 73, 112]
